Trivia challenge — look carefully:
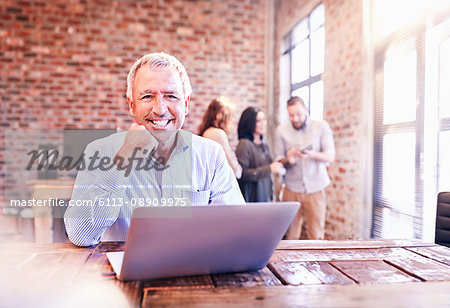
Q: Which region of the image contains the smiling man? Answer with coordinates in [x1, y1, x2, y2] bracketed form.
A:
[64, 52, 245, 247]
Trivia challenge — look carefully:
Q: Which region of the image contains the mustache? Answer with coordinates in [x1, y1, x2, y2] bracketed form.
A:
[145, 112, 173, 120]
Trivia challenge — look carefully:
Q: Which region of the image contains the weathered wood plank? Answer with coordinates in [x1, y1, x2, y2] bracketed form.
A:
[385, 256, 450, 281]
[270, 248, 406, 263]
[330, 260, 421, 284]
[276, 239, 436, 250]
[143, 282, 450, 308]
[212, 267, 282, 287]
[304, 261, 356, 284]
[1, 250, 91, 307]
[269, 261, 355, 285]
[73, 252, 118, 278]
[270, 261, 320, 285]
[3, 251, 90, 286]
[406, 245, 450, 266]
[94, 241, 125, 252]
[69, 252, 141, 308]
[143, 275, 214, 290]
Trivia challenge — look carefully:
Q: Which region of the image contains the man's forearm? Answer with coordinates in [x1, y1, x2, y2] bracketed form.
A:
[64, 198, 120, 247]
[311, 151, 335, 163]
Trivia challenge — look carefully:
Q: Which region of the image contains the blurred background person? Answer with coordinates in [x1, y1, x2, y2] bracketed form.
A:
[236, 107, 283, 202]
[274, 96, 335, 240]
[199, 96, 242, 179]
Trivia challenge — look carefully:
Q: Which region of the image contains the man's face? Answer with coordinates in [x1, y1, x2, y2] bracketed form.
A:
[287, 102, 308, 130]
[128, 65, 189, 132]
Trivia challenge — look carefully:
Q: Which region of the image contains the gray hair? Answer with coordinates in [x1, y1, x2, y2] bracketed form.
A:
[126, 52, 192, 101]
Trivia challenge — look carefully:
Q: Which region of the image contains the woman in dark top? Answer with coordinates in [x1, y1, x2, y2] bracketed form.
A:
[235, 107, 283, 202]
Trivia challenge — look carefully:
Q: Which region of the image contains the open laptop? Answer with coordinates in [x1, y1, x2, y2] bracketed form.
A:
[106, 202, 300, 281]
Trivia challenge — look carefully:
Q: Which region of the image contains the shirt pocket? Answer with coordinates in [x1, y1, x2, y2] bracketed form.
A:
[182, 189, 211, 205]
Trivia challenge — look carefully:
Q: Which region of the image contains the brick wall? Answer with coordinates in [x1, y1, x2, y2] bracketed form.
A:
[275, 0, 365, 239]
[0, 0, 267, 227]
[1, 0, 267, 130]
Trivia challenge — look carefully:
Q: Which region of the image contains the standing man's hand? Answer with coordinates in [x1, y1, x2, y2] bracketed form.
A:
[286, 147, 300, 164]
[298, 149, 313, 159]
[286, 147, 316, 160]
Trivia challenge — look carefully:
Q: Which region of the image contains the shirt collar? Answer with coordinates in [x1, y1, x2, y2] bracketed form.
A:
[145, 130, 191, 167]
[303, 116, 310, 128]
[167, 130, 191, 159]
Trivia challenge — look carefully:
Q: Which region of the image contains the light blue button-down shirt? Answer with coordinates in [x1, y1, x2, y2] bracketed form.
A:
[64, 130, 245, 246]
[274, 118, 335, 194]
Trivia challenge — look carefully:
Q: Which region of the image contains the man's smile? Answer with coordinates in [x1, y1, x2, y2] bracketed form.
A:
[145, 118, 174, 128]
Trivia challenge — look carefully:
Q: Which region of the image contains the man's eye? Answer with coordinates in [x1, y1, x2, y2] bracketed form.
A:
[167, 95, 179, 100]
[141, 95, 153, 100]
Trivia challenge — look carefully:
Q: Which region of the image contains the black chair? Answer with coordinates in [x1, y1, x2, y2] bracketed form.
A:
[435, 192, 450, 247]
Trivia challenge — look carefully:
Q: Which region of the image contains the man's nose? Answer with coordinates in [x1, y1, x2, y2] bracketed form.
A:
[152, 95, 168, 115]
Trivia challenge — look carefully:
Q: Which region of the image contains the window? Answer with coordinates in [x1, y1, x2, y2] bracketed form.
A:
[373, 34, 425, 239]
[438, 36, 450, 193]
[280, 3, 325, 122]
[372, 0, 450, 241]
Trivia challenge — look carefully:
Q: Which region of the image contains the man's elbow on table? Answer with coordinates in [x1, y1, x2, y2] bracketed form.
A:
[68, 234, 99, 248]
[64, 218, 101, 247]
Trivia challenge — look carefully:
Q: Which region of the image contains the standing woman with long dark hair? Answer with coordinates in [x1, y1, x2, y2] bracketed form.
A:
[236, 107, 283, 202]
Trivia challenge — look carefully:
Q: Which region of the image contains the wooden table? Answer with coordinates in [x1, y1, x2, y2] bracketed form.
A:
[1, 239, 450, 307]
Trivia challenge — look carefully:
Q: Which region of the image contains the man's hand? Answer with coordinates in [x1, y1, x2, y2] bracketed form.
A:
[298, 149, 313, 159]
[114, 123, 158, 167]
[286, 147, 314, 161]
[292, 147, 334, 163]
[286, 148, 300, 164]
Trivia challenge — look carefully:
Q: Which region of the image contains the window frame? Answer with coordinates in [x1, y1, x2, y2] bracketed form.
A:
[282, 3, 324, 116]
